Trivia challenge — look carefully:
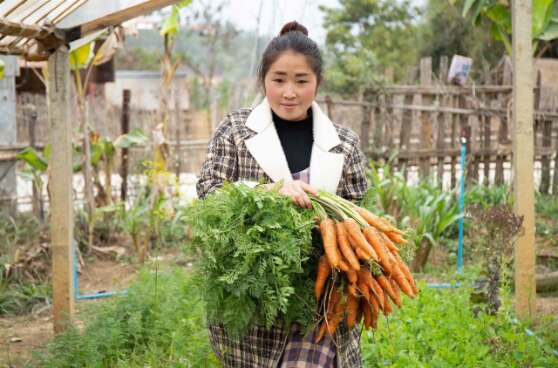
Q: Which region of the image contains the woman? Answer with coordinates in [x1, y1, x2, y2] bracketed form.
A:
[196, 21, 368, 368]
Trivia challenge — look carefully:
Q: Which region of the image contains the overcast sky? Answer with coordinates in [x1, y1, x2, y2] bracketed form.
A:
[218, 0, 427, 45]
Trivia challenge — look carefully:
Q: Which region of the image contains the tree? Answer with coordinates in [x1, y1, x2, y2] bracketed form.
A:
[320, 0, 422, 97]
[179, 0, 238, 111]
[419, 0, 505, 80]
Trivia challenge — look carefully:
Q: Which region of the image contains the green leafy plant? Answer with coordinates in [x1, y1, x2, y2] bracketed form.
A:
[361, 283, 557, 366]
[32, 268, 218, 367]
[182, 183, 319, 336]
[461, 0, 558, 56]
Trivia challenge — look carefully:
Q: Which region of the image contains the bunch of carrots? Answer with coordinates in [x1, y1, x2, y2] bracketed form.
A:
[309, 191, 418, 343]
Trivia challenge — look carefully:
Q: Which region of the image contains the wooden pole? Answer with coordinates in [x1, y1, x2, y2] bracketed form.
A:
[0, 55, 18, 212]
[120, 89, 131, 202]
[512, 0, 536, 319]
[419, 57, 433, 178]
[47, 46, 75, 333]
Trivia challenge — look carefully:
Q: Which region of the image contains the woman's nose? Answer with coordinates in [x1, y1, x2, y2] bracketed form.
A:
[283, 84, 296, 98]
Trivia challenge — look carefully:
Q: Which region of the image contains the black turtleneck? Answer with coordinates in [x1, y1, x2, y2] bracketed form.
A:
[272, 109, 314, 173]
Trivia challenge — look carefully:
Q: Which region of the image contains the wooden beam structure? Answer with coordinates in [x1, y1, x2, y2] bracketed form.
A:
[65, 0, 179, 42]
[0, 0, 180, 60]
[512, 0, 536, 319]
[47, 46, 75, 333]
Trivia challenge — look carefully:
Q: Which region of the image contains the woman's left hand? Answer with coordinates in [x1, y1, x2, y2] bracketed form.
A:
[261, 180, 319, 209]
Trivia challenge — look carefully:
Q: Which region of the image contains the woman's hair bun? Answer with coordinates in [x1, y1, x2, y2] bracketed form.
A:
[279, 21, 308, 36]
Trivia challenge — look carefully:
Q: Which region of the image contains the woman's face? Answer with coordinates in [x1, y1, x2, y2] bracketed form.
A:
[264, 51, 319, 122]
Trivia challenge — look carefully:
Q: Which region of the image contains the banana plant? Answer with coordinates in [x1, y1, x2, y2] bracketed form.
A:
[460, 0, 558, 56]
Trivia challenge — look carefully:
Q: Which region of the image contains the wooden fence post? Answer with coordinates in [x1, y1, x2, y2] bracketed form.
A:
[399, 67, 417, 178]
[451, 96, 458, 188]
[360, 91, 373, 155]
[437, 56, 449, 185]
[535, 71, 552, 194]
[48, 46, 75, 333]
[419, 57, 433, 178]
[495, 59, 512, 186]
[120, 89, 131, 202]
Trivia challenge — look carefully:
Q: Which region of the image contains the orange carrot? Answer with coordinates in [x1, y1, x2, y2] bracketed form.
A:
[367, 275, 386, 311]
[376, 274, 400, 308]
[354, 207, 395, 233]
[378, 217, 404, 235]
[392, 251, 419, 295]
[388, 258, 414, 298]
[368, 291, 380, 316]
[344, 219, 379, 262]
[355, 246, 372, 262]
[348, 282, 358, 297]
[383, 291, 393, 316]
[389, 277, 402, 307]
[315, 320, 327, 343]
[315, 256, 331, 301]
[385, 231, 408, 245]
[336, 222, 360, 270]
[345, 268, 358, 284]
[338, 259, 350, 272]
[371, 307, 379, 330]
[327, 291, 344, 336]
[362, 227, 393, 274]
[320, 218, 340, 268]
[380, 232, 401, 252]
[362, 300, 372, 330]
[345, 292, 359, 329]
[357, 280, 371, 303]
[356, 300, 363, 325]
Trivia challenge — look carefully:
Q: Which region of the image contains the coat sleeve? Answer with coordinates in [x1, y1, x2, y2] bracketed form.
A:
[340, 134, 368, 201]
[196, 120, 238, 199]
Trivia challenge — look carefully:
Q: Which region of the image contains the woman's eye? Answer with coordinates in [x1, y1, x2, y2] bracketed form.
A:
[273, 79, 284, 83]
[297, 80, 309, 85]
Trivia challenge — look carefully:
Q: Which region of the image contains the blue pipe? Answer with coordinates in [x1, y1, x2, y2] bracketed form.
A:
[427, 283, 462, 288]
[73, 244, 127, 300]
[457, 137, 466, 273]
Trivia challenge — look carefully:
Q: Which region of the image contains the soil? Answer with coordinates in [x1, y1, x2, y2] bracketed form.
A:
[0, 250, 180, 368]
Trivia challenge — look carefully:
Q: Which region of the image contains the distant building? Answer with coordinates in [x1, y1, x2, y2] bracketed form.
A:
[104, 70, 190, 111]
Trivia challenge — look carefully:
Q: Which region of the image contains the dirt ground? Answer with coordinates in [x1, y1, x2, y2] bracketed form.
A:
[1, 249, 557, 368]
[0, 256, 139, 368]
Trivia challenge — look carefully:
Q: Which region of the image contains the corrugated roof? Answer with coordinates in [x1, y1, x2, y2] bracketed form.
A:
[0, 0, 178, 60]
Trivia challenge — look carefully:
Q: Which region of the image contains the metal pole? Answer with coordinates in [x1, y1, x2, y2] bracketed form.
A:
[457, 136, 466, 273]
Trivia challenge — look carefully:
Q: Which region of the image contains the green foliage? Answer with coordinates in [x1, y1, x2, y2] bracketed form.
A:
[461, 0, 558, 56]
[0, 209, 49, 316]
[464, 184, 512, 208]
[361, 284, 557, 366]
[320, 0, 421, 96]
[535, 193, 558, 241]
[182, 183, 319, 336]
[32, 268, 218, 368]
[0, 278, 51, 316]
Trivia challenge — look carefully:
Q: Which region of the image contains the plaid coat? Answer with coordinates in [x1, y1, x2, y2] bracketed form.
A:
[196, 99, 368, 367]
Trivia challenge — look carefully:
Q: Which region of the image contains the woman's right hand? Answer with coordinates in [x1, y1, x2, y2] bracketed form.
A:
[261, 180, 319, 209]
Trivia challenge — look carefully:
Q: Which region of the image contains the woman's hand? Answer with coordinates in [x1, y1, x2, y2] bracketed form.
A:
[261, 180, 319, 209]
